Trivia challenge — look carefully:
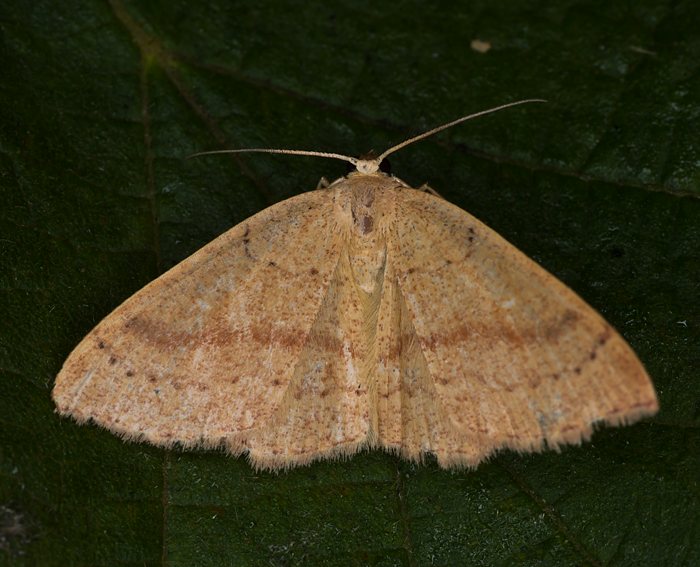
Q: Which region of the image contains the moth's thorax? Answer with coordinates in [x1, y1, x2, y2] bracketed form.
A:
[332, 172, 399, 295]
[331, 172, 401, 237]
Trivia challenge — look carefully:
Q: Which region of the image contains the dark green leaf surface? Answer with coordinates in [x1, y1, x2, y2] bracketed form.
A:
[1, 1, 698, 565]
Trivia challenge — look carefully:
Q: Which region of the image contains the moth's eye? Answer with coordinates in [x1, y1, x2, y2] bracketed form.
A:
[378, 158, 391, 175]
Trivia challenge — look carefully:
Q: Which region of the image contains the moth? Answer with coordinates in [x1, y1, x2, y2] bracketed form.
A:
[53, 100, 658, 470]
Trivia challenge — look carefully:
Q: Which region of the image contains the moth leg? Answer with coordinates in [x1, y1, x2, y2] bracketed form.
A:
[417, 183, 443, 198]
[316, 176, 330, 190]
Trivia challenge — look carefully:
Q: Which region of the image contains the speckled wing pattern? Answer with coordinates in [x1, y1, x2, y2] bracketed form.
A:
[53, 189, 346, 454]
[53, 172, 658, 470]
[381, 188, 658, 467]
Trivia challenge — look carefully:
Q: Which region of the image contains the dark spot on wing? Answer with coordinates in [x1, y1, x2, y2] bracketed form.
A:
[242, 225, 253, 259]
[544, 310, 582, 341]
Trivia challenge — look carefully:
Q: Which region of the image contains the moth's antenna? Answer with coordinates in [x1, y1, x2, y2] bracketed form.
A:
[376, 98, 547, 163]
[188, 99, 546, 174]
[188, 147, 358, 166]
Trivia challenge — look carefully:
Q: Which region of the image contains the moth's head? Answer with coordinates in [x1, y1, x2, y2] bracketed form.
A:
[355, 159, 380, 175]
[352, 150, 391, 176]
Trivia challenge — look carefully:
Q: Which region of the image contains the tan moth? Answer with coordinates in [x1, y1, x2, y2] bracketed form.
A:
[53, 100, 658, 471]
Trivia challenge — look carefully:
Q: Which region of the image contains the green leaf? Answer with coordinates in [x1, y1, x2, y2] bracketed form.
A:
[1, 1, 698, 565]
